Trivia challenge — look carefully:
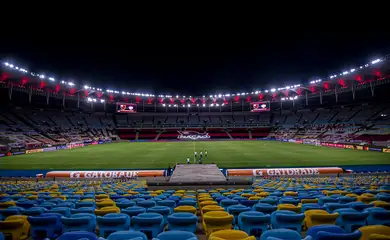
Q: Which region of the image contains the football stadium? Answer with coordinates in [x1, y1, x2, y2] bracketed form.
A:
[0, 51, 390, 240]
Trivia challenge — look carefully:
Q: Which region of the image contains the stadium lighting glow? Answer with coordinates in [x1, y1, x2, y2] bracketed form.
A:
[203, 104, 206, 107]
[84, 85, 90, 89]
[210, 104, 214, 107]
[2, 55, 387, 97]
[197, 104, 199, 106]
[100, 99, 104, 103]
[174, 104, 177, 107]
[216, 103, 219, 107]
[162, 104, 166, 107]
[187, 104, 190, 107]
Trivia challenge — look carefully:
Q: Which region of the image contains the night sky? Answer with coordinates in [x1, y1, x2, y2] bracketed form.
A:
[1, 32, 390, 96]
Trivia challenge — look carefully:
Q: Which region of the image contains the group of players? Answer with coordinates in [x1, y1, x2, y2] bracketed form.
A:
[187, 150, 208, 164]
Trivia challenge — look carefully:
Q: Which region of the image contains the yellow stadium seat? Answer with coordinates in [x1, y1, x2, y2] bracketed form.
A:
[199, 197, 213, 203]
[284, 191, 298, 197]
[174, 206, 197, 214]
[241, 193, 254, 198]
[201, 205, 225, 216]
[209, 229, 256, 240]
[249, 197, 262, 200]
[200, 201, 218, 208]
[359, 225, 390, 240]
[277, 204, 301, 214]
[202, 211, 234, 236]
[371, 201, 390, 210]
[256, 192, 269, 197]
[368, 234, 390, 240]
[94, 206, 120, 216]
[358, 194, 377, 204]
[304, 209, 339, 229]
[301, 199, 318, 204]
[0, 215, 30, 240]
[0, 201, 16, 209]
[96, 200, 115, 209]
[95, 194, 109, 200]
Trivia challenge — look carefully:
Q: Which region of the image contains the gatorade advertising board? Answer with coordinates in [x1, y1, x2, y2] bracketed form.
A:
[227, 167, 344, 176]
[45, 170, 165, 178]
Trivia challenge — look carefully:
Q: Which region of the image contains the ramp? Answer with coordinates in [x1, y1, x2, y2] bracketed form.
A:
[169, 164, 226, 183]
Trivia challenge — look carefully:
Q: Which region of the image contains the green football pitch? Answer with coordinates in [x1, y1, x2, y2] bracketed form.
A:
[0, 141, 389, 170]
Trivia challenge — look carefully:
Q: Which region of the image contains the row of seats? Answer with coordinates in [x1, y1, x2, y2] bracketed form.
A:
[0, 176, 389, 239]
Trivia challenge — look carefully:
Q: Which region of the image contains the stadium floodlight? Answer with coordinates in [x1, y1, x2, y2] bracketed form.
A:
[197, 104, 199, 106]
[360, 66, 363, 69]
[92, 99, 97, 102]
[48, 77, 55, 81]
[255, 91, 259, 94]
[222, 103, 224, 106]
[209, 95, 213, 98]
[218, 94, 222, 98]
[371, 59, 381, 64]
[187, 104, 190, 107]
[87, 97, 92, 102]
[216, 103, 219, 107]
[203, 104, 206, 107]
[174, 104, 177, 107]
[294, 96, 298, 99]
[163, 104, 166, 107]
[9, 64, 14, 68]
[68, 82, 75, 86]
[39, 75, 45, 79]
[176, 95, 179, 98]
[241, 92, 245, 95]
[4, 62, 9, 66]
[265, 90, 269, 93]
[342, 71, 349, 75]
[225, 94, 230, 97]
[210, 104, 214, 107]
[182, 104, 185, 107]
[350, 68, 355, 72]
[237, 93, 241, 96]
[84, 85, 90, 89]
[100, 99, 104, 103]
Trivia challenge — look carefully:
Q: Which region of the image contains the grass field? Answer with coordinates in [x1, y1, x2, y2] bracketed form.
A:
[0, 141, 389, 170]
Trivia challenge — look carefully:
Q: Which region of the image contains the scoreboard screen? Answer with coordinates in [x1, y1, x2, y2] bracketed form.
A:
[251, 101, 270, 112]
[116, 103, 137, 113]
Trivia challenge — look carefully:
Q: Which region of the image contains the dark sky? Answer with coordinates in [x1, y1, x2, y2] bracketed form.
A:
[1, 32, 390, 95]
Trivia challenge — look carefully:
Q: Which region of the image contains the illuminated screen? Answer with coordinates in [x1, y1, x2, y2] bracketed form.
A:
[116, 103, 137, 113]
[250, 101, 270, 112]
